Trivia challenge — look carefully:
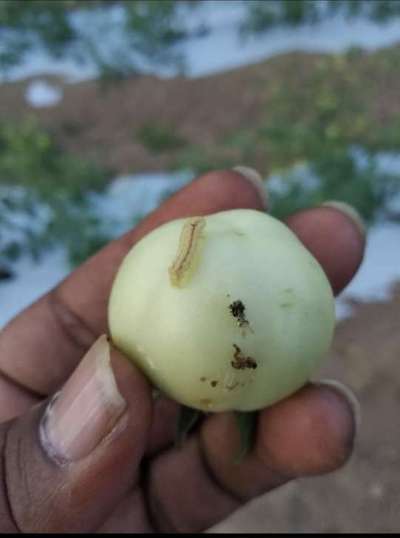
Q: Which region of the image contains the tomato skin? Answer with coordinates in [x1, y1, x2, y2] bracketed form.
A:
[108, 209, 335, 412]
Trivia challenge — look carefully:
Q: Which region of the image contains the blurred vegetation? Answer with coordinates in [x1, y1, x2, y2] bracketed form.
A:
[1, 0, 400, 273]
[241, 0, 400, 34]
[1, 1, 399, 77]
[0, 119, 111, 269]
[268, 152, 398, 223]
[136, 122, 187, 153]
[0, 0, 201, 77]
[173, 49, 400, 223]
[0, 119, 108, 195]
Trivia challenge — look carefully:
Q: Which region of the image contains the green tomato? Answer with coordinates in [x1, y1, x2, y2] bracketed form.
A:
[108, 209, 335, 412]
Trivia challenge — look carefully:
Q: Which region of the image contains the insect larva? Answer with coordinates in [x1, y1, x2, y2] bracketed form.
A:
[169, 217, 206, 287]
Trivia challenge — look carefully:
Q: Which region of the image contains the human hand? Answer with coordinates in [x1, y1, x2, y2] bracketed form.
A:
[0, 168, 365, 532]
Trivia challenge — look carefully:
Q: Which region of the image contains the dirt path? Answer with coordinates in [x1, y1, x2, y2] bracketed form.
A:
[0, 62, 269, 173]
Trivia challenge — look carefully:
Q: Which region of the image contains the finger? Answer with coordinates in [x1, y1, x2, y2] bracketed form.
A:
[0, 336, 152, 533]
[285, 201, 365, 295]
[0, 376, 38, 423]
[147, 396, 180, 456]
[98, 489, 152, 533]
[143, 383, 358, 533]
[0, 168, 266, 397]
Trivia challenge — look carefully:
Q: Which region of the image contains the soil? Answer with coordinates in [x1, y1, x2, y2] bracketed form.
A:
[1, 49, 400, 532]
[0, 63, 270, 173]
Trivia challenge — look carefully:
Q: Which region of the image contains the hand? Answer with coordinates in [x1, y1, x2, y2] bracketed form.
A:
[0, 168, 365, 532]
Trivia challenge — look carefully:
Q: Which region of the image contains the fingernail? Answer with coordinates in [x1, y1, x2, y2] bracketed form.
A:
[318, 379, 361, 434]
[40, 335, 127, 464]
[233, 165, 268, 209]
[322, 201, 366, 238]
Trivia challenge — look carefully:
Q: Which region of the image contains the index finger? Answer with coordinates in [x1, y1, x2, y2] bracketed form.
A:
[0, 169, 266, 396]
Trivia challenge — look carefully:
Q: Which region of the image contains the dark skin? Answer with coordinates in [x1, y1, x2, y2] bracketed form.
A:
[0, 170, 365, 532]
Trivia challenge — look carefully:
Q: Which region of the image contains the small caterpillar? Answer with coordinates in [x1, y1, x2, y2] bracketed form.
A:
[169, 217, 206, 287]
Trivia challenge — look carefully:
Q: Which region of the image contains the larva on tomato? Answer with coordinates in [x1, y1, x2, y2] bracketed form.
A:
[168, 216, 206, 287]
[109, 209, 336, 413]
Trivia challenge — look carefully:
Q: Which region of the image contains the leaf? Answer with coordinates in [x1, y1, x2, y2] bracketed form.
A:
[175, 405, 202, 448]
[234, 411, 258, 463]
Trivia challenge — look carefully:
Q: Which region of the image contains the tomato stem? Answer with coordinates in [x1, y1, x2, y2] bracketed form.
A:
[234, 411, 258, 463]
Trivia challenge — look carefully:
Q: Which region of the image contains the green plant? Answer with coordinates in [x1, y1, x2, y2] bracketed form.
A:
[174, 49, 400, 224]
[267, 149, 400, 223]
[0, 0, 202, 77]
[0, 119, 108, 197]
[172, 145, 235, 175]
[240, 0, 400, 36]
[2, 0, 399, 78]
[137, 123, 187, 153]
[0, 119, 111, 268]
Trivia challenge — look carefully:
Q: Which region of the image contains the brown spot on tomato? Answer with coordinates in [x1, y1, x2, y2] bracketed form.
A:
[231, 344, 257, 370]
[225, 381, 240, 391]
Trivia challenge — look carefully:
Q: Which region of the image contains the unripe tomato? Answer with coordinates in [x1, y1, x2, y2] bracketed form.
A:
[108, 209, 335, 412]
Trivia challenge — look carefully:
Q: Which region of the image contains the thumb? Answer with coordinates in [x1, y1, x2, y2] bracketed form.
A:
[0, 336, 152, 533]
